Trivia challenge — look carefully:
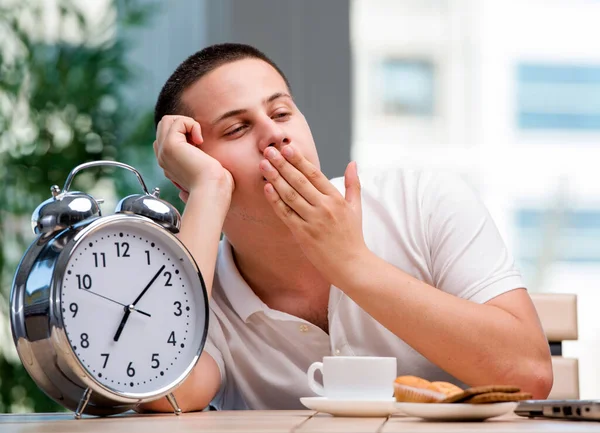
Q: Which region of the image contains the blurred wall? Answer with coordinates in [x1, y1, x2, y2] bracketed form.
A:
[125, 0, 351, 179]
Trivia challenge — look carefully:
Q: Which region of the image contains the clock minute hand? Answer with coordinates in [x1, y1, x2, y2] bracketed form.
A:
[114, 265, 165, 342]
[132, 264, 166, 306]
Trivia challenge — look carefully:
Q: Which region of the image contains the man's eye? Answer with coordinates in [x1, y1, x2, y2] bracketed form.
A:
[224, 125, 247, 137]
[273, 112, 291, 120]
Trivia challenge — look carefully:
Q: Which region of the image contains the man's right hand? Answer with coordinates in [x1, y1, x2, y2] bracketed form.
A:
[154, 115, 234, 204]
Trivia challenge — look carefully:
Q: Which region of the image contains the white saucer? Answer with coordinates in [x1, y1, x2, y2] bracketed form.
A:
[300, 397, 399, 417]
[395, 402, 519, 421]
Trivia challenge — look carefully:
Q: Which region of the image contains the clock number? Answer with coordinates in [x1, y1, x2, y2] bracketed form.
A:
[151, 353, 160, 369]
[101, 353, 110, 368]
[76, 274, 92, 290]
[167, 331, 176, 346]
[127, 362, 135, 377]
[173, 301, 182, 316]
[69, 302, 78, 318]
[114, 242, 130, 258]
[145, 250, 151, 265]
[80, 333, 89, 348]
[92, 252, 106, 268]
[163, 271, 173, 287]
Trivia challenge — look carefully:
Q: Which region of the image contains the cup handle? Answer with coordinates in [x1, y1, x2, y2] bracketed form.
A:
[307, 362, 325, 396]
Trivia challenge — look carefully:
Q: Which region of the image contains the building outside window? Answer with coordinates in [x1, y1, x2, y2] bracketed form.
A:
[517, 63, 600, 131]
[379, 59, 436, 117]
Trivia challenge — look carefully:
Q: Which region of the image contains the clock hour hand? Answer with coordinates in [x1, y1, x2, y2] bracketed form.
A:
[113, 265, 166, 342]
[113, 308, 131, 342]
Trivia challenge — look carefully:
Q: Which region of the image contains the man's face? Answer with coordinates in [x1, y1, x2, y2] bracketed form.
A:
[181, 58, 320, 225]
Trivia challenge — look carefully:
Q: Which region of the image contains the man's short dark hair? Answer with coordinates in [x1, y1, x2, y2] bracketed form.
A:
[154, 43, 291, 128]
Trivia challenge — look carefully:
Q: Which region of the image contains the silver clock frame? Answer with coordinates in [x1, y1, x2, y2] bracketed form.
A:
[10, 162, 209, 418]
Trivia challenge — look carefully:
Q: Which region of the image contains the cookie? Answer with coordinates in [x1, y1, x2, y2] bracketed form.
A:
[464, 392, 533, 404]
[442, 385, 521, 403]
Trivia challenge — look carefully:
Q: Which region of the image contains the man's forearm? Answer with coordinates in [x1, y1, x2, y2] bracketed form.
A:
[337, 251, 552, 398]
[178, 185, 229, 299]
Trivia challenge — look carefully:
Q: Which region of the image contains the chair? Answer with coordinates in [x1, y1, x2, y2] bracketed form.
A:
[530, 293, 579, 399]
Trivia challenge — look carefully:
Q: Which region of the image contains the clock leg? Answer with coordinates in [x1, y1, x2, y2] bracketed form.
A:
[166, 393, 182, 415]
[74, 387, 93, 419]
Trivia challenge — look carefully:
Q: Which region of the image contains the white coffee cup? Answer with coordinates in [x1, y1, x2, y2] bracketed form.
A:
[307, 356, 397, 400]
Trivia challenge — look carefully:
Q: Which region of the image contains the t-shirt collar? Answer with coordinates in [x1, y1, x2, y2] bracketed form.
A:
[216, 237, 266, 322]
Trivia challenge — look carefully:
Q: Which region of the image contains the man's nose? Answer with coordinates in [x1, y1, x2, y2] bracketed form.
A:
[258, 122, 290, 153]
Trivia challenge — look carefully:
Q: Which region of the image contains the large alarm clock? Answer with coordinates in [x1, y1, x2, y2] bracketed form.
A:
[10, 161, 209, 418]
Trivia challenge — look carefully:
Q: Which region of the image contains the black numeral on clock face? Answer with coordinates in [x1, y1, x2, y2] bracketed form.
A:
[127, 362, 135, 377]
[164, 271, 172, 287]
[101, 353, 110, 368]
[80, 333, 90, 348]
[167, 331, 176, 346]
[151, 353, 160, 369]
[173, 301, 182, 316]
[93, 252, 106, 267]
[69, 302, 78, 317]
[115, 242, 130, 257]
[76, 274, 92, 290]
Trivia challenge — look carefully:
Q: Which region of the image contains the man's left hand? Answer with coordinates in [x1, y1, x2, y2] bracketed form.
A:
[259, 144, 371, 286]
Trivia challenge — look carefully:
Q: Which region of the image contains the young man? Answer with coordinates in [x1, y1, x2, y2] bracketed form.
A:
[143, 43, 552, 412]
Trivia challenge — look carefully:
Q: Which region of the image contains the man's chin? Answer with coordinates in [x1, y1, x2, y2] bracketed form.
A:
[226, 202, 280, 226]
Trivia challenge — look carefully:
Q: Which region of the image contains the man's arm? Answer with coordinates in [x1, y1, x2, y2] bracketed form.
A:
[138, 352, 221, 412]
[259, 144, 553, 399]
[337, 255, 553, 399]
[153, 115, 234, 298]
[136, 188, 226, 412]
[142, 116, 232, 412]
[137, 185, 228, 413]
[176, 184, 230, 299]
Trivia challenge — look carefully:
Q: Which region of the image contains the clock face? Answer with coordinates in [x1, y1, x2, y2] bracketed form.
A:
[59, 217, 207, 397]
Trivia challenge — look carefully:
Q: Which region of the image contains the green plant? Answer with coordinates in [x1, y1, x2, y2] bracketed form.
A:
[0, 0, 172, 413]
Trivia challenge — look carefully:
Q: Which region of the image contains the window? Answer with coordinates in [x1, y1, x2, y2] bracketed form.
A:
[517, 63, 600, 130]
[380, 59, 435, 116]
[515, 208, 600, 264]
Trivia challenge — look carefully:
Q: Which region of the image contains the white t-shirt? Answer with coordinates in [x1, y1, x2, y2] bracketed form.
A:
[202, 168, 524, 410]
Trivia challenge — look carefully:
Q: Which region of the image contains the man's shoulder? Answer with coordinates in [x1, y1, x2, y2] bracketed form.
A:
[330, 165, 475, 201]
[329, 165, 443, 200]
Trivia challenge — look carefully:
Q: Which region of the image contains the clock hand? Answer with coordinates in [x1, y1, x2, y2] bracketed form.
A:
[113, 308, 131, 342]
[132, 264, 166, 306]
[82, 290, 151, 317]
[114, 265, 166, 342]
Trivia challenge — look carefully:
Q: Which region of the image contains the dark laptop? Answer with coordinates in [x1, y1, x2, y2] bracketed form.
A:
[516, 400, 600, 421]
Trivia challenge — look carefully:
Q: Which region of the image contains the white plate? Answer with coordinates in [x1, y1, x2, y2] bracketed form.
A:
[395, 402, 519, 421]
[300, 397, 399, 417]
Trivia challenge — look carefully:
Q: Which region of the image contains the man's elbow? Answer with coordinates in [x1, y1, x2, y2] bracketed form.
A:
[520, 355, 554, 399]
[494, 348, 553, 399]
[529, 366, 554, 400]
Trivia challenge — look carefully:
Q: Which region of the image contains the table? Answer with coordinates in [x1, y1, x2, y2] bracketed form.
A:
[1, 410, 599, 433]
